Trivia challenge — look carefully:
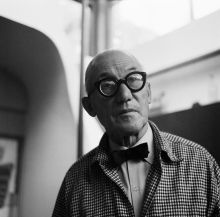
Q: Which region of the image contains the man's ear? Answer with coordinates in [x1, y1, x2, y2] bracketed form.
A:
[82, 97, 96, 117]
[147, 82, 152, 104]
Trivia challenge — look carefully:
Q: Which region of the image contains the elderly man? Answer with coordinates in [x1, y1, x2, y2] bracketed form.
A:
[52, 50, 220, 217]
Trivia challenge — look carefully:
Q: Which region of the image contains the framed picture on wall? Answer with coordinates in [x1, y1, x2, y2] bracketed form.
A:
[0, 137, 19, 217]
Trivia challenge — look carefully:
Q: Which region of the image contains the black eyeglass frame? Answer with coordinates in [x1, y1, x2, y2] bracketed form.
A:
[93, 71, 147, 97]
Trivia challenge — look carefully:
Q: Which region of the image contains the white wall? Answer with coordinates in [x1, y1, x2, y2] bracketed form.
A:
[19, 68, 76, 217]
[149, 54, 220, 116]
[131, 10, 220, 73]
[131, 10, 220, 115]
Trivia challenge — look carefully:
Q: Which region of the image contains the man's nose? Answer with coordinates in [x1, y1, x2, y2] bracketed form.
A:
[115, 83, 132, 103]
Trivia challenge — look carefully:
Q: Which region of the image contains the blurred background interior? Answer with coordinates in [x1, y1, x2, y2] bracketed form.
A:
[0, 0, 220, 216]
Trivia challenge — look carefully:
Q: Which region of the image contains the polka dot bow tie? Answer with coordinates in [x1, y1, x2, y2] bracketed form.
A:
[112, 142, 149, 165]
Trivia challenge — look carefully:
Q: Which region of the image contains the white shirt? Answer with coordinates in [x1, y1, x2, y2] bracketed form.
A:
[109, 123, 154, 217]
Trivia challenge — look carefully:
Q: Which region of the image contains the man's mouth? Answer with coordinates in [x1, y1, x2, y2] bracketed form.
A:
[118, 109, 137, 115]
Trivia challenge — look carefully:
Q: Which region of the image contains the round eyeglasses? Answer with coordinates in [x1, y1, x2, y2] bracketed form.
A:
[93, 71, 147, 97]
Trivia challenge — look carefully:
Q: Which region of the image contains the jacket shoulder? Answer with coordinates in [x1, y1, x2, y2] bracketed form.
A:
[161, 131, 218, 166]
[67, 147, 97, 176]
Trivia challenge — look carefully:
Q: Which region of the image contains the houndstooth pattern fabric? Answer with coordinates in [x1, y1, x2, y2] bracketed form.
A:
[52, 121, 220, 217]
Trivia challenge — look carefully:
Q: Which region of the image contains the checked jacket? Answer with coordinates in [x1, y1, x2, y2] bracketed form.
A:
[52, 121, 220, 217]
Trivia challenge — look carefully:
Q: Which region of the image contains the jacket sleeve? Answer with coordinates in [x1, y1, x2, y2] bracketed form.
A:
[212, 159, 220, 217]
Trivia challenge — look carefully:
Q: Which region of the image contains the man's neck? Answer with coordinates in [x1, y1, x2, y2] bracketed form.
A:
[109, 123, 149, 148]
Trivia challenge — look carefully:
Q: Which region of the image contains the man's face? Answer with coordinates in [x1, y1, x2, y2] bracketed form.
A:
[83, 51, 151, 141]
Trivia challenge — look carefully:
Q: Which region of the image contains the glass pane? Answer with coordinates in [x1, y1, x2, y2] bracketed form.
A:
[193, 0, 220, 19]
[111, 0, 191, 50]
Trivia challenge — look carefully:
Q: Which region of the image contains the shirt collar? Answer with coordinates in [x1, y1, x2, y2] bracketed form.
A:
[92, 121, 183, 167]
[149, 121, 183, 163]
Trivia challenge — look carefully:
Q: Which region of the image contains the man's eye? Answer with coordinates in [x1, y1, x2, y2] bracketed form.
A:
[128, 74, 142, 82]
[101, 81, 115, 88]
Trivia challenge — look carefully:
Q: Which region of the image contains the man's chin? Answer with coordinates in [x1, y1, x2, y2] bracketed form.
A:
[109, 116, 147, 136]
[114, 123, 141, 135]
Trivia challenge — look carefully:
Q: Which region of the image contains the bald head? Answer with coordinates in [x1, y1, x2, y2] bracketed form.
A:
[85, 50, 143, 95]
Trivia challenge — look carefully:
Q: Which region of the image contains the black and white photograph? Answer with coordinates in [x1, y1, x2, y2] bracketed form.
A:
[0, 0, 220, 216]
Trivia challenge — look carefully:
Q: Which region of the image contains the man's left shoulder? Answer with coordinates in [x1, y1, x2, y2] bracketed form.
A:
[162, 131, 218, 165]
[162, 131, 203, 150]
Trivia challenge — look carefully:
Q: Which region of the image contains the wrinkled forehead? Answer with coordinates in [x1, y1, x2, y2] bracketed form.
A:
[85, 50, 143, 93]
[94, 51, 142, 73]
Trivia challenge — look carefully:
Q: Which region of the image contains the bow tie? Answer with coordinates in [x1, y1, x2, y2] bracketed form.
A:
[112, 143, 149, 165]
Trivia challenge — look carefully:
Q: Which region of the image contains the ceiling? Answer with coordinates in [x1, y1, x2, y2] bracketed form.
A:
[0, 16, 65, 98]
